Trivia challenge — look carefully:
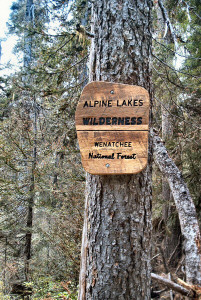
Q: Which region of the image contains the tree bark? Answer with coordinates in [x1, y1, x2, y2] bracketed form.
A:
[152, 131, 201, 285]
[23, 0, 35, 282]
[24, 0, 33, 68]
[162, 105, 173, 223]
[157, 0, 182, 263]
[79, 0, 153, 299]
[162, 102, 182, 265]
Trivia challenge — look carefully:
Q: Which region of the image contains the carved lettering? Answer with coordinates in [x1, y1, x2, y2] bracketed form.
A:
[88, 152, 137, 159]
[75, 82, 150, 174]
[83, 98, 144, 108]
[94, 141, 132, 147]
[117, 99, 144, 106]
[83, 117, 143, 125]
[117, 153, 136, 159]
[83, 100, 112, 107]
[89, 152, 115, 159]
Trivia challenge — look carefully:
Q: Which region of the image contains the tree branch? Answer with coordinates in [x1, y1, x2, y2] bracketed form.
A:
[153, 37, 201, 60]
[152, 53, 201, 79]
[152, 130, 201, 285]
[151, 273, 194, 297]
[76, 24, 94, 38]
[157, 0, 178, 48]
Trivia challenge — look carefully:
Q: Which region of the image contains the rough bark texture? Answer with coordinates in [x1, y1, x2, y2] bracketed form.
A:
[162, 105, 182, 263]
[79, 1, 153, 299]
[153, 131, 201, 285]
[23, 0, 35, 281]
[162, 105, 173, 224]
[158, 0, 182, 260]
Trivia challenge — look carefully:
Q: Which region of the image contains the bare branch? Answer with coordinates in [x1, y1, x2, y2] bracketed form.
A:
[153, 38, 201, 60]
[152, 131, 201, 285]
[158, 0, 178, 49]
[154, 96, 201, 132]
[158, 245, 169, 274]
[151, 273, 194, 297]
[182, 0, 201, 20]
[152, 54, 201, 79]
[76, 24, 94, 38]
[168, 235, 181, 265]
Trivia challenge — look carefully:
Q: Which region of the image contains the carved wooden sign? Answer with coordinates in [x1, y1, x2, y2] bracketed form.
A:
[75, 82, 150, 175]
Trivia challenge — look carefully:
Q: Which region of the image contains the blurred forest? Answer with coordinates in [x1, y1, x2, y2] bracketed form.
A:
[0, 0, 200, 299]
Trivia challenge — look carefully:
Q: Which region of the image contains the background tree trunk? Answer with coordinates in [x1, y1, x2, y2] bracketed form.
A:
[23, 0, 35, 282]
[153, 131, 201, 285]
[24, 0, 33, 68]
[162, 104, 182, 265]
[162, 105, 173, 223]
[79, 0, 153, 299]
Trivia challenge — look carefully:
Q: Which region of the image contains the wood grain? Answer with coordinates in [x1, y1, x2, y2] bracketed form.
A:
[75, 82, 150, 175]
[75, 82, 149, 131]
[77, 131, 148, 174]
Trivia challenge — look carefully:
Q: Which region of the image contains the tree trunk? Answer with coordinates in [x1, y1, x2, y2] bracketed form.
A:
[153, 131, 201, 285]
[162, 105, 173, 223]
[158, 0, 182, 263]
[24, 0, 33, 68]
[79, 1, 153, 299]
[23, 0, 35, 282]
[162, 104, 182, 265]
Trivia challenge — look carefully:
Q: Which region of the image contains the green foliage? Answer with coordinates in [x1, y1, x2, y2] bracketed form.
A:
[151, 0, 200, 274]
[0, 0, 89, 294]
[26, 277, 78, 299]
[153, 0, 201, 208]
[0, 281, 10, 300]
[0, 0, 200, 296]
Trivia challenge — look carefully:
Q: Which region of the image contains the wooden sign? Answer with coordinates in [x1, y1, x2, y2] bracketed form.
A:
[75, 82, 150, 175]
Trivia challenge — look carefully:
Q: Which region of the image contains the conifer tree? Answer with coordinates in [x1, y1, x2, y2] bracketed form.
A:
[79, 1, 153, 299]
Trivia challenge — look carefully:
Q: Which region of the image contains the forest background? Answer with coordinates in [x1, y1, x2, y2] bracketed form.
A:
[0, 0, 200, 299]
